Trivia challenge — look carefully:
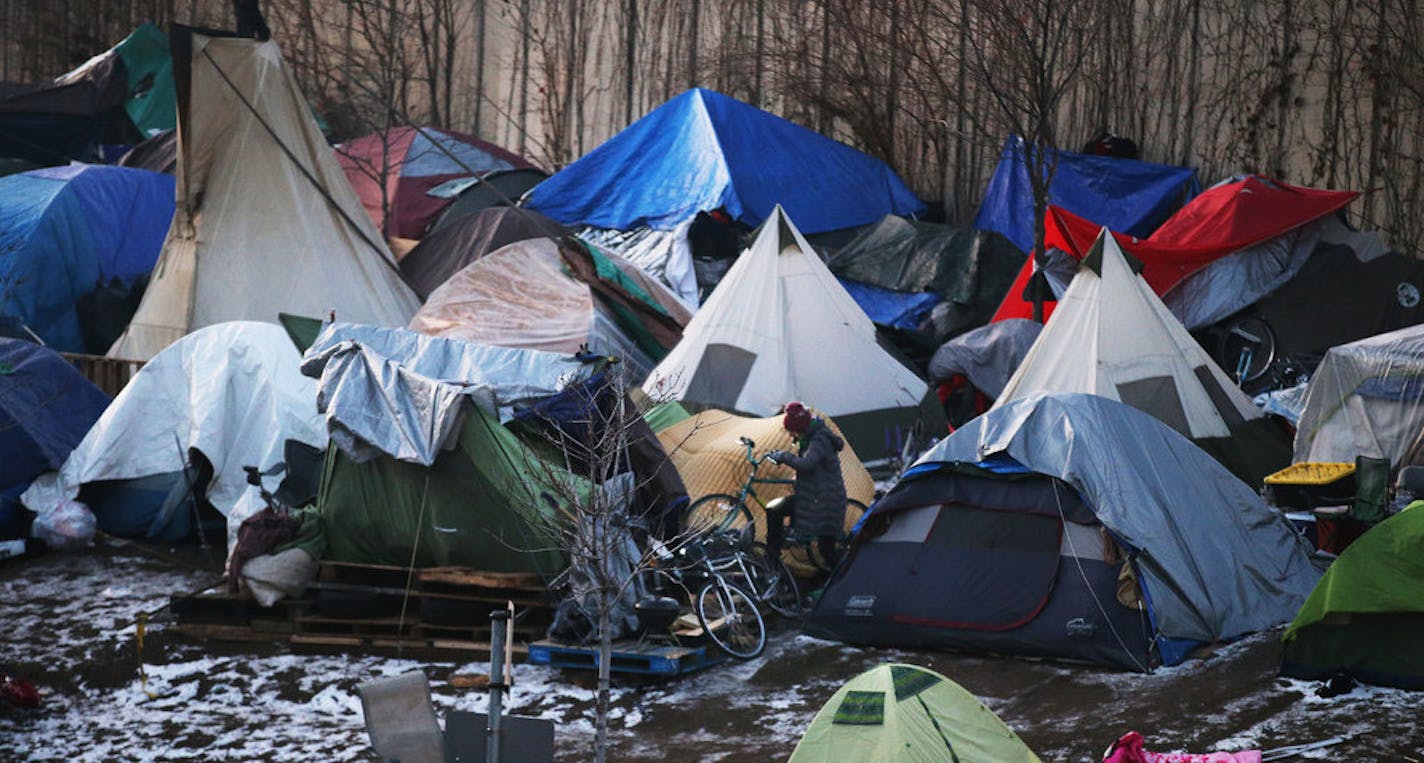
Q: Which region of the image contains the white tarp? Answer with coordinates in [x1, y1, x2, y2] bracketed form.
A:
[109, 32, 418, 361]
[642, 205, 927, 421]
[924, 392, 1320, 644]
[997, 230, 1263, 440]
[24, 322, 326, 547]
[301, 323, 593, 466]
[1293, 323, 1424, 467]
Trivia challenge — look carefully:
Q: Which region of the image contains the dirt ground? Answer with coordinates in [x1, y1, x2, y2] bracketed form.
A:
[1, 541, 1419, 762]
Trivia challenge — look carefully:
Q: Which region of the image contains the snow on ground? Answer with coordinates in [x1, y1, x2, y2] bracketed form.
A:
[2, 543, 1422, 762]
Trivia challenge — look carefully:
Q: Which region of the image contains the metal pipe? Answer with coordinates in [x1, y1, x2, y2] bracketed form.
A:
[487, 609, 509, 763]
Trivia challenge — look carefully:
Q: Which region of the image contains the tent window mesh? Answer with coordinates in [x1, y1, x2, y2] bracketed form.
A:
[832, 691, 885, 725]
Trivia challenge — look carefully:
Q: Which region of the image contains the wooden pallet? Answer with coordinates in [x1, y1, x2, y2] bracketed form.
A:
[527, 639, 725, 676]
[171, 563, 552, 658]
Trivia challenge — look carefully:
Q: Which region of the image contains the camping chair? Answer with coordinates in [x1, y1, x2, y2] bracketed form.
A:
[1351, 455, 1391, 524]
[356, 671, 446, 763]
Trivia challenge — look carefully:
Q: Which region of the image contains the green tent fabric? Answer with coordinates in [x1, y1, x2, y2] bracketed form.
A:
[316, 404, 572, 575]
[788, 664, 1041, 763]
[1281, 503, 1424, 689]
[642, 401, 691, 433]
[114, 24, 176, 138]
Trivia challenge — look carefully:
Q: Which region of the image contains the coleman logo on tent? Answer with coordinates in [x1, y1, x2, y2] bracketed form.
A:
[845, 595, 877, 617]
[1065, 617, 1098, 639]
[1396, 282, 1420, 308]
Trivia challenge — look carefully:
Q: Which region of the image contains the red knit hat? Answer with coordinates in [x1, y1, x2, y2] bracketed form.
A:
[782, 401, 812, 434]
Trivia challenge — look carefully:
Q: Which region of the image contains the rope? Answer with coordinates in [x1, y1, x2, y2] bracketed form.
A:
[1049, 480, 1150, 672]
[395, 472, 433, 655]
[199, 47, 405, 281]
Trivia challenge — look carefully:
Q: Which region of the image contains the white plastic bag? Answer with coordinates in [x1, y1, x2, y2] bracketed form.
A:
[31, 499, 97, 550]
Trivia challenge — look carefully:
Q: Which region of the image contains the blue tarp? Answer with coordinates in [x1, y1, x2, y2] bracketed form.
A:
[973, 136, 1200, 254]
[836, 278, 939, 331]
[526, 88, 925, 233]
[0, 338, 110, 491]
[0, 164, 174, 351]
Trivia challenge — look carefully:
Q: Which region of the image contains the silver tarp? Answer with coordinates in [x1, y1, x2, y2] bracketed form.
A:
[301, 323, 592, 466]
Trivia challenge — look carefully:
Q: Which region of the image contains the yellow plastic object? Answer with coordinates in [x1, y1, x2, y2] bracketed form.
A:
[1264, 461, 1355, 486]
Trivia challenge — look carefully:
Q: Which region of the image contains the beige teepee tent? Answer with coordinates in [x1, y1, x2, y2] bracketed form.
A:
[642, 205, 941, 457]
[996, 229, 1290, 486]
[109, 30, 418, 360]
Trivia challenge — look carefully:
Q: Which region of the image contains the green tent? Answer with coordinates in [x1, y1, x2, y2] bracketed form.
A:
[1281, 504, 1424, 689]
[788, 664, 1041, 763]
[316, 403, 574, 576]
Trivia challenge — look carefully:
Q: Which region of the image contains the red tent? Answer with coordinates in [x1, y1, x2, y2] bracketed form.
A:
[990, 176, 1359, 322]
[336, 126, 535, 240]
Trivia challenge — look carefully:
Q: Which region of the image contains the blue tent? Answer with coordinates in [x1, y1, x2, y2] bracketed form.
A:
[0, 164, 174, 351]
[973, 136, 1199, 254]
[526, 88, 925, 233]
[0, 338, 109, 494]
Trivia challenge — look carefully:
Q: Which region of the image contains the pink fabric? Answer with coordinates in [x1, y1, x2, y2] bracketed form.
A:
[1103, 732, 1262, 763]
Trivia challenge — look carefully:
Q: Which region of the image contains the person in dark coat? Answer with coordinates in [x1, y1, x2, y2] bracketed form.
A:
[765, 401, 847, 567]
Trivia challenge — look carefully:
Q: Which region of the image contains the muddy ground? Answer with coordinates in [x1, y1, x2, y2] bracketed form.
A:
[1, 541, 1419, 762]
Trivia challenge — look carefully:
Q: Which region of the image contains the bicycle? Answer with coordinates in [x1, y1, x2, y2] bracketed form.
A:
[682, 436, 868, 578]
[647, 531, 767, 659]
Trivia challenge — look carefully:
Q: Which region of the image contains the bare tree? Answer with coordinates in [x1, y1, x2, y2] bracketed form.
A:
[514, 365, 693, 763]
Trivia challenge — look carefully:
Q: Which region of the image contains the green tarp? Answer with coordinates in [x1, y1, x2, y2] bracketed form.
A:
[114, 24, 176, 138]
[316, 404, 573, 574]
[1282, 503, 1424, 688]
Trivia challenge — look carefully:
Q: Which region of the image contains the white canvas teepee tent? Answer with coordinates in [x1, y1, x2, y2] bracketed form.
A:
[996, 229, 1290, 485]
[109, 31, 418, 360]
[643, 205, 934, 456]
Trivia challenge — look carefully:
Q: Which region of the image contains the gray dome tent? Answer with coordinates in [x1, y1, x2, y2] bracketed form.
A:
[809, 392, 1320, 670]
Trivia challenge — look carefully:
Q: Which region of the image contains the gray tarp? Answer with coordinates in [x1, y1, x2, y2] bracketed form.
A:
[301, 323, 591, 466]
[927, 318, 1042, 395]
[920, 392, 1320, 644]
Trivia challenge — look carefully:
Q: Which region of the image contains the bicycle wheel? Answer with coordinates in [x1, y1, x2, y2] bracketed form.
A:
[1217, 314, 1277, 384]
[695, 580, 766, 659]
[684, 493, 753, 537]
[808, 498, 869, 574]
[745, 543, 806, 618]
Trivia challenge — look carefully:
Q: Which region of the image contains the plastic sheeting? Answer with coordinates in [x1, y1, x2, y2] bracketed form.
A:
[922, 392, 1320, 645]
[525, 88, 924, 233]
[109, 32, 419, 361]
[973, 136, 1199, 255]
[0, 164, 173, 351]
[22, 322, 327, 547]
[301, 322, 594, 466]
[578, 222, 700, 309]
[1293, 324, 1424, 467]
[409, 239, 653, 379]
[400, 206, 567, 300]
[927, 318, 1041, 395]
[0, 339, 110, 491]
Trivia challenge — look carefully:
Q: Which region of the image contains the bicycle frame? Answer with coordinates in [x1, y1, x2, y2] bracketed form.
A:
[720, 437, 793, 522]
